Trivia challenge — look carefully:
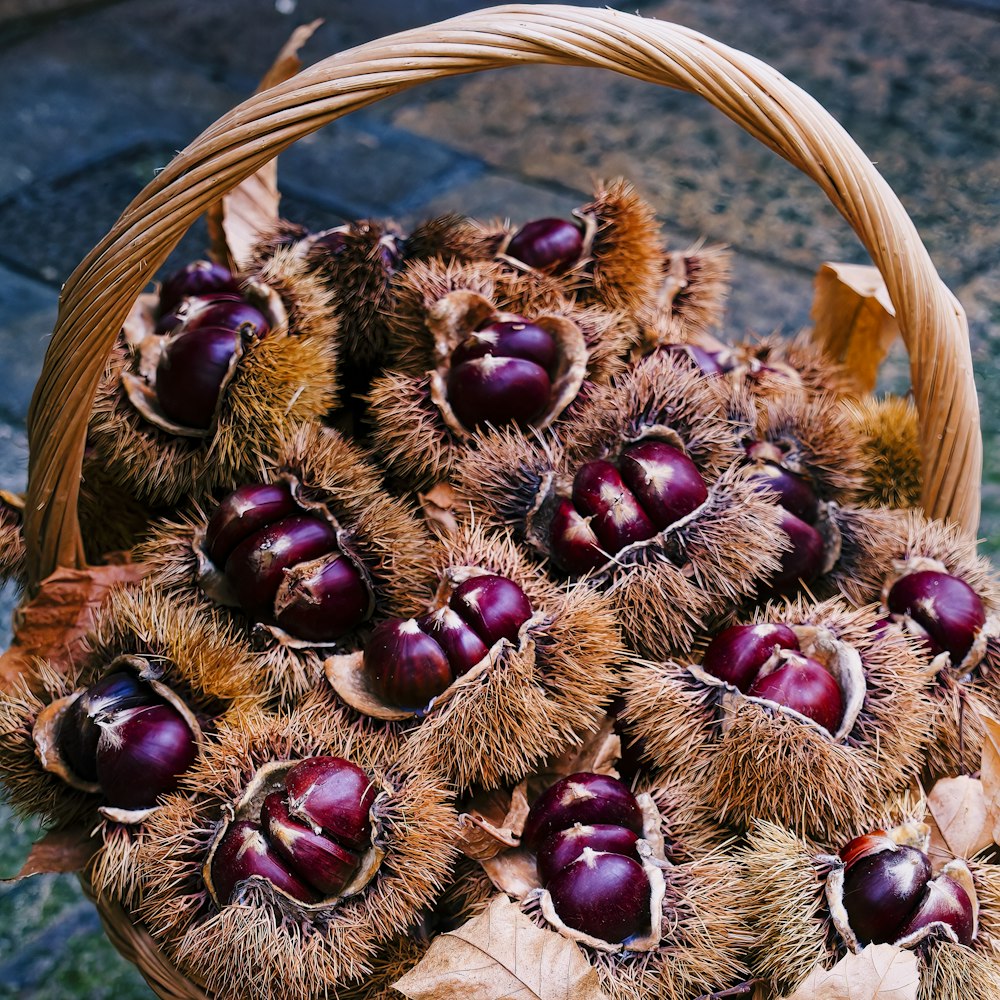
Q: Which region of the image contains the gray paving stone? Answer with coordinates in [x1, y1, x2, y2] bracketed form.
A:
[0, 269, 58, 424]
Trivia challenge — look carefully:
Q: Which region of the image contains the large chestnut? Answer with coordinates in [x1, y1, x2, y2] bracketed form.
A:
[272, 554, 371, 643]
[571, 461, 657, 553]
[536, 823, 641, 885]
[204, 482, 299, 567]
[505, 218, 584, 273]
[701, 623, 800, 693]
[896, 873, 975, 946]
[448, 574, 533, 646]
[618, 441, 708, 531]
[366, 619, 454, 711]
[284, 756, 376, 853]
[747, 653, 844, 734]
[179, 298, 270, 342]
[155, 326, 240, 430]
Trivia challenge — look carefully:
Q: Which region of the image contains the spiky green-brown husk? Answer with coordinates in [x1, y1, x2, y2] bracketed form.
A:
[78, 454, 163, 562]
[844, 395, 923, 509]
[127, 697, 457, 1000]
[625, 597, 935, 839]
[394, 523, 622, 790]
[404, 213, 503, 265]
[139, 423, 438, 703]
[338, 932, 430, 1000]
[88, 253, 338, 507]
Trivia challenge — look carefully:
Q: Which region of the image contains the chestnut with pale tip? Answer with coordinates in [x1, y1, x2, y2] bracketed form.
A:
[157, 260, 240, 318]
[204, 481, 299, 567]
[366, 618, 454, 711]
[548, 499, 606, 575]
[536, 823, 641, 886]
[505, 217, 584, 273]
[745, 454, 820, 526]
[571, 461, 657, 553]
[701, 622, 801, 693]
[284, 756, 377, 853]
[448, 574, 533, 646]
[179, 298, 271, 342]
[451, 319, 558, 376]
[416, 606, 489, 677]
[841, 844, 932, 945]
[897, 873, 975, 946]
[447, 354, 551, 430]
[273, 553, 371, 643]
[618, 440, 708, 531]
[747, 652, 844, 734]
[155, 326, 241, 430]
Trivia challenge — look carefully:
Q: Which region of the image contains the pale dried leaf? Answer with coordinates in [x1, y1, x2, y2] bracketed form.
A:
[0, 563, 146, 694]
[457, 785, 530, 861]
[782, 944, 918, 1000]
[255, 19, 322, 93]
[979, 708, 1000, 844]
[810, 262, 899, 394]
[4, 826, 100, 881]
[418, 482, 462, 539]
[393, 895, 608, 1000]
[926, 775, 993, 863]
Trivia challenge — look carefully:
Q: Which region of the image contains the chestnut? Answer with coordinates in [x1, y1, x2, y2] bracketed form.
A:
[766, 510, 825, 596]
[701, 623, 801, 693]
[204, 482, 299, 567]
[452, 319, 558, 376]
[746, 461, 820, 526]
[571, 461, 657, 553]
[886, 570, 986, 664]
[448, 574, 533, 646]
[618, 441, 708, 531]
[447, 355, 551, 430]
[505, 218, 584, 273]
[366, 619, 454, 711]
[261, 792, 361, 897]
[536, 823, 641, 886]
[273, 553, 371, 643]
[94, 702, 198, 810]
[548, 499, 606, 575]
[158, 260, 240, 317]
[155, 326, 240, 430]
[210, 820, 318, 906]
[179, 298, 270, 342]
[547, 850, 651, 943]
[284, 756, 376, 853]
[896, 873, 975, 946]
[522, 772, 644, 852]
[747, 653, 844, 734]
[417, 606, 489, 677]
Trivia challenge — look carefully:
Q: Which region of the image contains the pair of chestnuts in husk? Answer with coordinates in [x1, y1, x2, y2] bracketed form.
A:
[210, 756, 376, 905]
[204, 481, 372, 642]
[153, 261, 271, 430]
[57, 671, 197, 810]
[365, 573, 532, 711]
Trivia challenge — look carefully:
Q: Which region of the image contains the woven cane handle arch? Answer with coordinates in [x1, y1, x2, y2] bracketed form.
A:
[24, 3, 980, 588]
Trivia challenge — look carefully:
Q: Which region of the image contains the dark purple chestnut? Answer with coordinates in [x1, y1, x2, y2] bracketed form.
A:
[547, 850, 651, 943]
[746, 461, 820, 526]
[155, 326, 240, 429]
[94, 703, 197, 809]
[536, 824, 641, 885]
[841, 843, 932, 945]
[701, 623, 801, 693]
[548, 499, 607, 575]
[447, 356, 551, 430]
[571, 461, 657, 553]
[417, 606, 489, 676]
[365, 618, 454, 711]
[747, 653, 844, 734]
[766, 511, 825, 596]
[284, 756, 376, 853]
[448, 574, 533, 646]
[60, 672, 158, 782]
[452, 320, 558, 376]
[273, 553, 371, 642]
[210, 820, 318, 906]
[204, 482, 299, 567]
[887, 570, 986, 664]
[505, 218, 584, 274]
[224, 514, 338, 618]
[158, 261, 240, 317]
[180, 298, 271, 342]
[261, 792, 362, 897]
[896, 873, 975, 946]
[154, 292, 244, 337]
[618, 441, 708, 531]
[522, 773, 644, 852]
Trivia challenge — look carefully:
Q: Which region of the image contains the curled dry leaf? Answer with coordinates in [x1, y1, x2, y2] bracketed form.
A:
[781, 944, 919, 1000]
[393, 894, 609, 1000]
[2, 825, 100, 882]
[418, 482, 463, 539]
[979, 707, 1000, 845]
[809, 262, 898, 395]
[926, 775, 993, 864]
[0, 563, 145, 694]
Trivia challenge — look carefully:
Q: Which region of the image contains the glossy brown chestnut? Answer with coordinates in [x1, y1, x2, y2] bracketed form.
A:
[746, 460, 820, 526]
[887, 570, 986, 664]
[155, 326, 240, 429]
[204, 482, 299, 567]
[179, 298, 271, 341]
[547, 850, 651, 943]
[210, 820, 318, 906]
[841, 844, 933, 945]
[261, 792, 361, 897]
[448, 574, 533, 646]
[94, 703, 198, 809]
[158, 261, 240, 317]
[747, 653, 844, 734]
[417, 606, 489, 677]
[536, 823, 641, 886]
[896, 873, 975, 946]
[366, 618, 454, 711]
[701, 623, 801, 693]
[452, 320, 558, 376]
[522, 772, 644, 852]
[224, 514, 339, 618]
[506, 218, 584, 273]
[766, 510, 825, 596]
[548, 499, 607, 575]
[284, 756, 376, 853]
[448, 355, 551, 430]
[273, 553, 371, 642]
[571, 461, 657, 553]
[618, 441, 708, 531]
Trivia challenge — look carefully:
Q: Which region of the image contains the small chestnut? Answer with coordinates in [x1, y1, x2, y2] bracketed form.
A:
[447, 355, 551, 430]
[448, 574, 533, 646]
[536, 823, 641, 885]
[746, 460, 820, 526]
[505, 218, 584, 273]
[747, 653, 844, 734]
[896, 873, 975, 946]
[548, 499, 606, 575]
[179, 298, 270, 342]
[701, 623, 801, 693]
[284, 756, 376, 853]
[571, 461, 657, 553]
[766, 510, 825, 596]
[452, 320, 557, 376]
[204, 482, 299, 567]
[417, 606, 489, 677]
[158, 261, 240, 317]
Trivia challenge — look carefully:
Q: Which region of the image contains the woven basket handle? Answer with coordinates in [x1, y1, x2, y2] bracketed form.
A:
[24, 3, 980, 588]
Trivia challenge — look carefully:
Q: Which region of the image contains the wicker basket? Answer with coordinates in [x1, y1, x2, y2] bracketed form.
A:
[17, 5, 982, 997]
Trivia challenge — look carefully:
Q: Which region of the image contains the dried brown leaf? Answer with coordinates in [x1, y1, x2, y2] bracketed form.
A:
[418, 482, 462, 539]
[4, 825, 100, 881]
[393, 894, 608, 1000]
[810, 263, 898, 394]
[926, 775, 993, 863]
[782, 944, 918, 999]
[979, 708, 1000, 844]
[0, 563, 145, 694]
[457, 784, 530, 861]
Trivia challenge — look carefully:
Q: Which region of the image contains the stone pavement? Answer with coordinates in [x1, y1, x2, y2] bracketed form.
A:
[0, 0, 997, 995]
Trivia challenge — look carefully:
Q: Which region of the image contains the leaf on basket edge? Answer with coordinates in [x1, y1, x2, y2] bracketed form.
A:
[2, 824, 101, 882]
